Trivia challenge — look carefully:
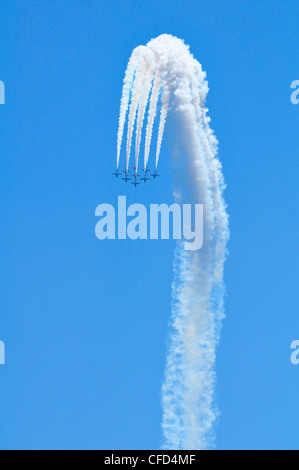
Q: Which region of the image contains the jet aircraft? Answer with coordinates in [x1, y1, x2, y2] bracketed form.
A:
[112, 169, 122, 178]
[151, 171, 160, 179]
[141, 175, 150, 183]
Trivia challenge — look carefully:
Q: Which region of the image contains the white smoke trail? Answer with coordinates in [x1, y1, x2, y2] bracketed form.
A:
[144, 71, 162, 169]
[125, 60, 145, 171]
[116, 35, 229, 450]
[134, 62, 155, 170]
[116, 47, 144, 168]
[125, 48, 155, 171]
[155, 87, 170, 169]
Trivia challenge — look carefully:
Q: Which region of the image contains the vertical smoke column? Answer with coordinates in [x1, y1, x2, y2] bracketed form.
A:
[117, 35, 229, 450]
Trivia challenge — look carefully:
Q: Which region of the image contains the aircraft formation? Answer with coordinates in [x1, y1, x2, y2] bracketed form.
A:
[112, 167, 160, 186]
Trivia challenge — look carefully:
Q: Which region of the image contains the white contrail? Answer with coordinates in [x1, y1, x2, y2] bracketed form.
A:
[144, 70, 162, 169]
[155, 86, 170, 169]
[116, 35, 229, 450]
[125, 59, 145, 171]
[116, 47, 143, 168]
[134, 63, 155, 170]
[125, 48, 155, 172]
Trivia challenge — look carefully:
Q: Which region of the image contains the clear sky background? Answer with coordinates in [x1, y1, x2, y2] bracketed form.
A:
[0, 1, 298, 450]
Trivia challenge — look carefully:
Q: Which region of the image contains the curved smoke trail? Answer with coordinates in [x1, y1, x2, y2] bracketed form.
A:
[117, 35, 229, 450]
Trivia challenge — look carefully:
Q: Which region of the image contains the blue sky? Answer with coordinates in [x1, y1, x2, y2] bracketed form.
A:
[0, 1, 298, 450]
